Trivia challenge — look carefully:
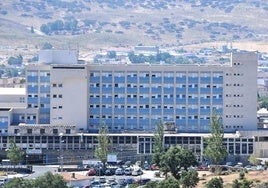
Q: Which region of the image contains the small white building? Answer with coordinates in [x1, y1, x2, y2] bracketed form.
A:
[0, 88, 26, 108]
[257, 108, 268, 128]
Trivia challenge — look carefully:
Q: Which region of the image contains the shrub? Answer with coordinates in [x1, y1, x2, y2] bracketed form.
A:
[239, 172, 245, 180]
[206, 177, 223, 188]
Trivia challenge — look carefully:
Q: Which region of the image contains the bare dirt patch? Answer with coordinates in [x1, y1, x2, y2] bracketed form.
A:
[60, 171, 89, 181]
[197, 170, 268, 188]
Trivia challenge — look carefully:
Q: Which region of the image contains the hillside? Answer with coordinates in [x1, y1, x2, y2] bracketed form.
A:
[0, 0, 268, 53]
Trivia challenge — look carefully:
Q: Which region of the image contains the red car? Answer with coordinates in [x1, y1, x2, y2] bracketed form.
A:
[197, 165, 209, 171]
[86, 168, 96, 176]
[150, 164, 159, 171]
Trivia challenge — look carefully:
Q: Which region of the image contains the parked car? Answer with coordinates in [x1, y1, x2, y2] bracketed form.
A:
[226, 162, 234, 166]
[188, 166, 198, 170]
[124, 161, 132, 167]
[197, 165, 209, 171]
[244, 165, 253, 171]
[235, 162, 243, 168]
[143, 164, 150, 170]
[107, 177, 117, 185]
[115, 168, 124, 175]
[124, 167, 132, 175]
[150, 164, 159, 171]
[82, 186, 90, 188]
[99, 177, 106, 184]
[0, 178, 8, 186]
[256, 165, 265, 171]
[86, 168, 96, 176]
[105, 168, 115, 176]
[95, 167, 105, 176]
[132, 169, 143, 176]
[126, 178, 134, 184]
[88, 179, 101, 187]
[117, 178, 127, 186]
[77, 164, 84, 169]
[135, 178, 151, 185]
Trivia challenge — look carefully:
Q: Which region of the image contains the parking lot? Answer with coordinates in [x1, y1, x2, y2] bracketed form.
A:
[66, 168, 163, 187]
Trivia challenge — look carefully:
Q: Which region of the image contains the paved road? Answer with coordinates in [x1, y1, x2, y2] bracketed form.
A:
[24, 165, 58, 179]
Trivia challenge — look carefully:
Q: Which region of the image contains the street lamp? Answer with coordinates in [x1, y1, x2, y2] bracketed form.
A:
[26, 155, 28, 165]
[59, 133, 64, 172]
[5, 149, 9, 174]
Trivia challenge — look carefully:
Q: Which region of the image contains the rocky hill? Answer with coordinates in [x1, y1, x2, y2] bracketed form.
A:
[0, 0, 268, 51]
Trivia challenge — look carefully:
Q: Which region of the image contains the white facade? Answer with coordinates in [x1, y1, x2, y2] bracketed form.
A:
[0, 88, 26, 108]
[38, 49, 78, 64]
[223, 52, 258, 130]
[50, 65, 88, 130]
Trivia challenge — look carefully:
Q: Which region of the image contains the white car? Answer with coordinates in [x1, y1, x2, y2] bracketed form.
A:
[132, 169, 143, 176]
[0, 178, 8, 186]
[124, 167, 133, 175]
[115, 168, 124, 175]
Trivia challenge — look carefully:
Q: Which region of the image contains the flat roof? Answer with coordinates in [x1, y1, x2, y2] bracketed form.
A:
[0, 88, 26, 95]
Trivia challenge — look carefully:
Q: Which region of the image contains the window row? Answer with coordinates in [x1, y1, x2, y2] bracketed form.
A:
[226, 73, 244, 76]
[226, 83, 244, 87]
[19, 115, 36, 120]
[52, 94, 63, 98]
[90, 71, 223, 78]
[225, 94, 244, 97]
[225, 104, 244, 108]
[52, 83, 63, 87]
[52, 106, 63, 109]
[225, 125, 244, 129]
[17, 128, 71, 135]
[225, 115, 244, 118]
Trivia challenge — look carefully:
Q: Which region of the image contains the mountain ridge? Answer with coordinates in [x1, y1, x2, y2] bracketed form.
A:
[0, 0, 268, 52]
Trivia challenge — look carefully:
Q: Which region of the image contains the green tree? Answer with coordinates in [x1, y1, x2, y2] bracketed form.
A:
[30, 26, 34, 33]
[157, 176, 180, 188]
[40, 24, 50, 35]
[232, 179, 253, 188]
[64, 18, 78, 31]
[7, 139, 23, 165]
[180, 170, 199, 188]
[152, 121, 164, 166]
[7, 55, 23, 65]
[94, 122, 110, 167]
[248, 154, 260, 166]
[240, 179, 253, 188]
[107, 51, 116, 58]
[42, 42, 53, 49]
[160, 145, 198, 180]
[49, 20, 64, 31]
[206, 177, 223, 188]
[143, 181, 159, 188]
[204, 111, 227, 167]
[3, 177, 33, 188]
[4, 172, 67, 188]
[5, 68, 18, 77]
[127, 184, 139, 188]
[239, 171, 245, 180]
[258, 96, 268, 109]
[232, 179, 240, 188]
[32, 171, 68, 188]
